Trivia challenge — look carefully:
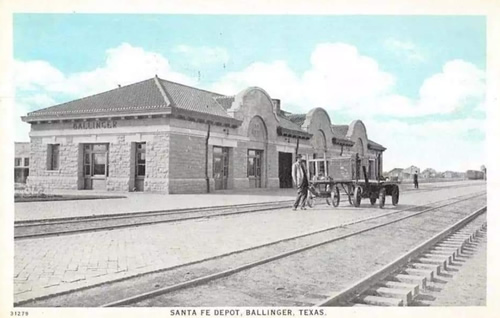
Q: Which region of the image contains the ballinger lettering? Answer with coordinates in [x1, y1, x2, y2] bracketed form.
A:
[73, 121, 117, 130]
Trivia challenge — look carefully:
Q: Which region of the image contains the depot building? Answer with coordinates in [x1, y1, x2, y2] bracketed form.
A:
[22, 76, 386, 193]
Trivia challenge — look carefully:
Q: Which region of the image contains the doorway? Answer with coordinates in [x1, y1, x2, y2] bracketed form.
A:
[248, 149, 263, 188]
[213, 146, 229, 190]
[134, 142, 146, 191]
[83, 144, 109, 190]
[278, 152, 293, 188]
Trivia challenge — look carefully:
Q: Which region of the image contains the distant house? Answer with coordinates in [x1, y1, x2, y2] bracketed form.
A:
[402, 166, 420, 180]
[15, 142, 30, 183]
[387, 168, 403, 181]
[421, 168, 437, 179]
[443, 171, 457, 178]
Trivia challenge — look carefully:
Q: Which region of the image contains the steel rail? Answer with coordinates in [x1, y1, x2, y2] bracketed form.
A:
[14, 201, 294, 240]
[15, 200, 294, 226]
[100, 192, 486, 307]
[316, 205, 487, 307]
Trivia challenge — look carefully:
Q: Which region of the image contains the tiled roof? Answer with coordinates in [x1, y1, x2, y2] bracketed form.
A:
[286, 113, 306, 127]
[159, 79, 230, 117]
[278, 115, 303, 131]
[331, 125, 349, 138]
[27, 78, 168, 118]
[213, 96, 235, 110]
[368, 139, 386, 151]
[277, 115, 311, 139]
[25, 77, 232, 120]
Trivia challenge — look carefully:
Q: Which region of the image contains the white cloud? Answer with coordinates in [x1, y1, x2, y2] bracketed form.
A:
[384, 38, 426, 63]
[14, 60, 65, 91]
[364, 118, 485, 172]
[173, 45, 229, 68]
[15, 43, 197, 99]
[417, 59, 485, 114]
[302, 43, 395, 110]
[210, 44, 484, 119]
[211, 43, 396, 114]
[211, 60, 302, 105]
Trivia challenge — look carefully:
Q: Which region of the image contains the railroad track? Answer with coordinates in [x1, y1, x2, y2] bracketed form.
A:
[18, 191, 484, 307]
[14, 182, 485, 240]
[106, 197, 486, 307]
[14, 200, 295, 239]
[317, 208, 486, 306]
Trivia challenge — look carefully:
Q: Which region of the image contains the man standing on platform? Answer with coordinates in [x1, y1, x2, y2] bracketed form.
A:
[413, 171, 419, 189]
[292, 154, 309, 210]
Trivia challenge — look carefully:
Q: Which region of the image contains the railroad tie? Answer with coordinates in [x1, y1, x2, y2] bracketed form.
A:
[435, 242, 465, 253]
[378, 281, 419, 296]
[403, 268, 434, 282]
[389, 274, 426, 289]
[416, 256, 447, 271]
[426, 250, 456, 261]
[408, 263, 441, 276]
[431, 246, 460, 259]
[366, 287, 412, 305]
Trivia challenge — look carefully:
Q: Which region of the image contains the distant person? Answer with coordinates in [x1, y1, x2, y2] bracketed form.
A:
[292, 155, 309, 210]
[413, 172, 419, 189]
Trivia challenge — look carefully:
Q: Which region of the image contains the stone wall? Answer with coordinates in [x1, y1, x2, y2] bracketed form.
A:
[145, 133, 170, 193]
[26, 137, 79, 191]
[168, 132, 208, 194]
[107, 136, 133, 191]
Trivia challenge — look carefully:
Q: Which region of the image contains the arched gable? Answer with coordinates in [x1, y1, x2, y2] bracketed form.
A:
[312, 129, 327, 152]
[347, 120, 368, 156]
[302, 108, 332, 132]
[229, 87, 280, 123]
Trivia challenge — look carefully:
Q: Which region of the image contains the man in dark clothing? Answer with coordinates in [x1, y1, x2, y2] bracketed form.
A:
[413, 172, 419, 189]
[291, 155, 309, 210]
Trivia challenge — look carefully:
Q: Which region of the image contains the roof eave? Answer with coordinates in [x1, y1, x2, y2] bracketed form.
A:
[277, 127, 312, 140]
[171, 107, 242, 128]
[22, 108, 173, 123]
[332, 137, 354, 147]
[368, 144, 387, 152]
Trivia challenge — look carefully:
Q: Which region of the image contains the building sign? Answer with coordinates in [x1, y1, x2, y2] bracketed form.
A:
[73, 121, 117, 130]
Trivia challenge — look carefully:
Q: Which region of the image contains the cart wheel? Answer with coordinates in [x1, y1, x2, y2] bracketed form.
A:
[347, 185, 353, 206]
[379, 188, 386, 209]
[392, 186, 399, 206]
[307, 191, 314, 208]
[353, 186, 362, 207]
[332, 186, 340, 208]
[370, 196, 377, 205]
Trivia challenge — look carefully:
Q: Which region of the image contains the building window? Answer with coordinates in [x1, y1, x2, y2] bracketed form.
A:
[136, 143, 146, 177]
[247, 149, 262, 177]
[84, 144, 109, 177]
[47, 144, 60, 170]
[15, 158, 21, 167]
[24, 158, 29, 167]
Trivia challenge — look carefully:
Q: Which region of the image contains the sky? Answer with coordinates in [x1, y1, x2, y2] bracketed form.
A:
[13, 14, 486, 172]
